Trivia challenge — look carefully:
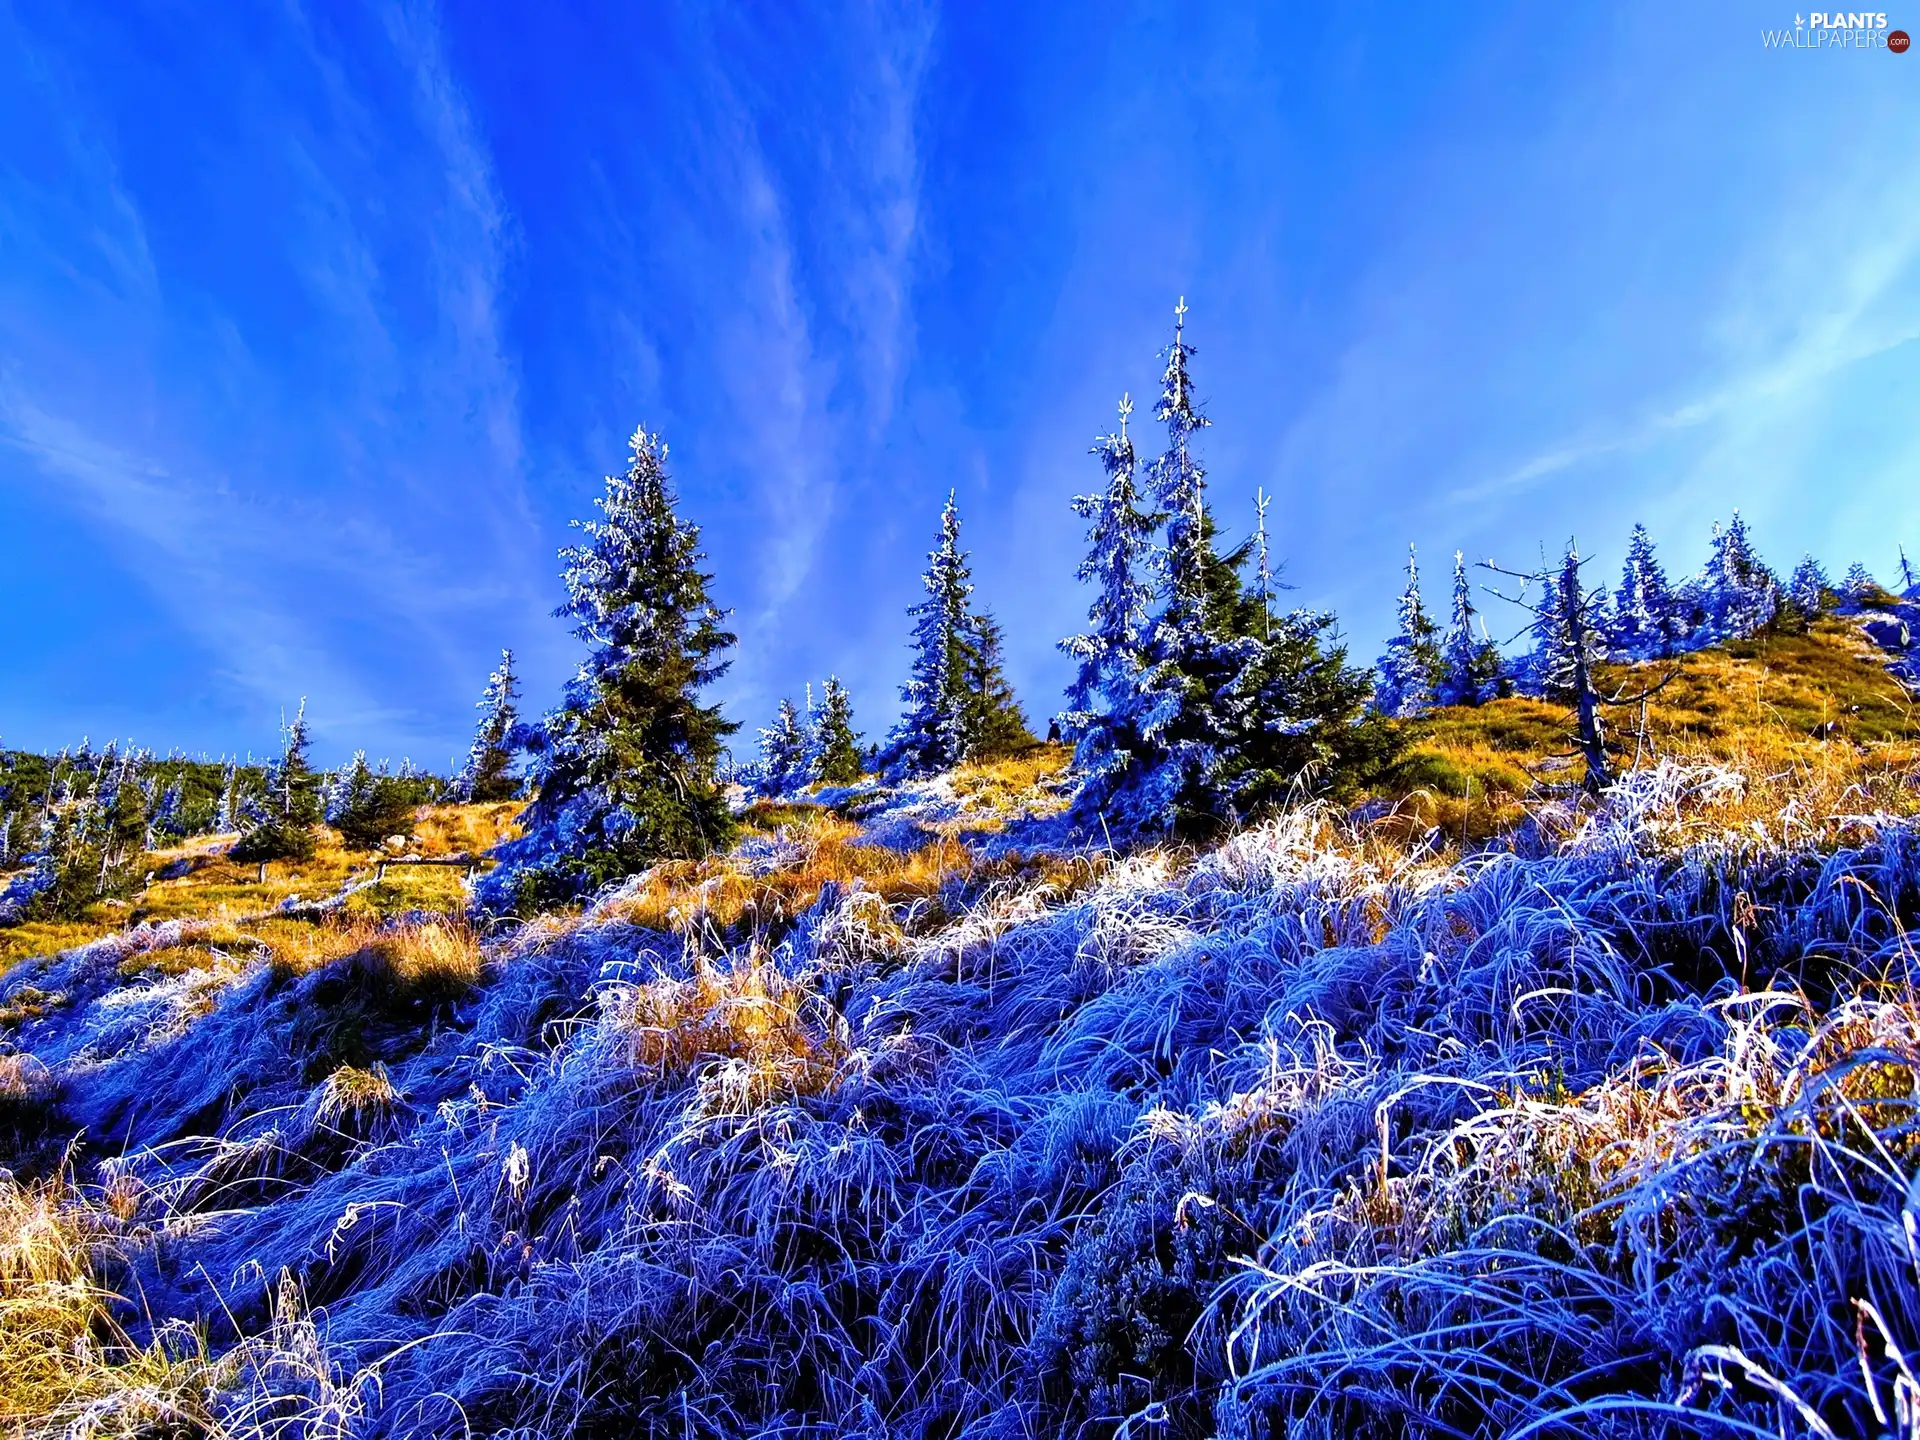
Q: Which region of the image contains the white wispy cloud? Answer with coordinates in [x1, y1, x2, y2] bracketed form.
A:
[0, 1, 553, 758]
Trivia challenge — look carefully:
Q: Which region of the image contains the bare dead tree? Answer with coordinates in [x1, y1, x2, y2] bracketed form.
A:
[1483, 541, 1676, 799]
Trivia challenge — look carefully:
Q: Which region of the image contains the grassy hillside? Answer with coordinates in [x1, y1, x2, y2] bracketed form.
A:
[5, 627, 1920, 1437]
[0, 801, 521, 971]
[1391, 616, 1920, 837]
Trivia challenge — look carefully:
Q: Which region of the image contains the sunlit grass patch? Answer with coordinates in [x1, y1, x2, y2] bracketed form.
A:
[739, 799, 841, 835]
[406, 799, 523, 858]
[1388, 621, 1920, 841]
[0, 804, 510, 981]
[605, 954, 848, 1112]
[268, 914, 484, 996]
[950, 741, 1072, 798]
[0, 919, 103, 972]
[0, 1171, 219, 1433]
[609, 826, 981, 938]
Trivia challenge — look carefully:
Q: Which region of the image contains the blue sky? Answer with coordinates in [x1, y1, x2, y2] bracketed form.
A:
[2, 2, 1917, 767]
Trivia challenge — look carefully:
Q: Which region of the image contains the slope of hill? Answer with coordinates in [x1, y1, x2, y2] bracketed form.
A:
[4, 626, 1920, 1438]
[1391, 613, 1920, 838]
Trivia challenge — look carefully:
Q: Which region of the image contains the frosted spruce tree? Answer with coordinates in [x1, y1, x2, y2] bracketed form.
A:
[1373, 545, 1442, 717]
[888, 492, 976, 775]
[886, 492, 1030, 776]
[233, 702, 322, 863]
[1436, 550, 1502, 706]
[757, 698, 810, 797]
[1488, 542, 1616, 795]
[1842, 561, 1879, 608]
[214, 762, 239, 834]
[484, 425, 738, 911]
[4, 748, 149, 920]
[800, 683, 823, 781]
[1613, 523, 1680, 657]
[1116, 298, 1239, 828]
[327, 752, 417, 848]
[1696, 512, 1777, 640]
[811, 676, 863, 785]
[1058, 394, 1157, 797]
[1070, 301, 1392, 834]
[90, 746, 149, 899]
[1788, 556, 1831, 629]
[149, 782, 184, 844]
[326, 752, 375, 829]
[452, 649, 523, 802]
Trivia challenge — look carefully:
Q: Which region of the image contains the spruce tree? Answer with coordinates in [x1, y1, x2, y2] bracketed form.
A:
[812, 677, 864, 785]
[1212, 606, 1395, 820]
[148, 782, 183, 846]
[1151, 299, 1214, 641]
[1613, 523, 1680, 657]
[453, 650, 523, 802]
[888, 491, 972, 775]
[326, 752, 375, 830]
[1072, 301, 1395, 833]
[1788, 555, 1831, 629]
[962, 611, 1034, 759]
[327, 752, 417, 849]
[1698, 511, 1777, 639]
[1902, 546, 1917, 595]
[1058, 395, 1156, 791]
[215, 762, 239, 834]
[757, 698, 809, 797]
[801, 682, 824, 781]
[1436, 550, 1501, 706]
[1373, 545, 1442, 717]
[1489, 543, 1615, 795]
[1842, 561, 1878, 607]
[1252, 488, 1274, 639]
[233, 703, 321, 863]
[487, 425, 737, 908]
[1532, 546, 1611, 706]
[1117, 299, 1240, 828]
[92, 747, 149, 897]
[886, 492, 1028, 773]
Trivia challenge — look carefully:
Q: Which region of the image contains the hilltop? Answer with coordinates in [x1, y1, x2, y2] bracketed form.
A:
[4, 616, 1920, 1437]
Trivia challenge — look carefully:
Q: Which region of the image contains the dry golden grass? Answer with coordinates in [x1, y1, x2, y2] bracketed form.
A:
[407, 799, 523, 857]
[0, 802, 517, 981]
[0, 919, 103, 973]
[594, 746, 1084, 942]
[267, 914, 484, 995]
[942, 743, 1074, 828]
[115, 942, 227, 981]
[609, 814, 977, 936]
[607, 955, 846, 1112]
[312, 1062, 406, 1135]
[0, 1171, 217, 1434]
[607, 800, 1098, 943]
[1388, 620, 1920, 840]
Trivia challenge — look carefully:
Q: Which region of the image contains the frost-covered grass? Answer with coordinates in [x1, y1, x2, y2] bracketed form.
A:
[6, 751, 1920, 1436]
[14, 648, 1920, 1437]
[606, 800, 1098, 944]
[0, 1166, 223, 1435]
